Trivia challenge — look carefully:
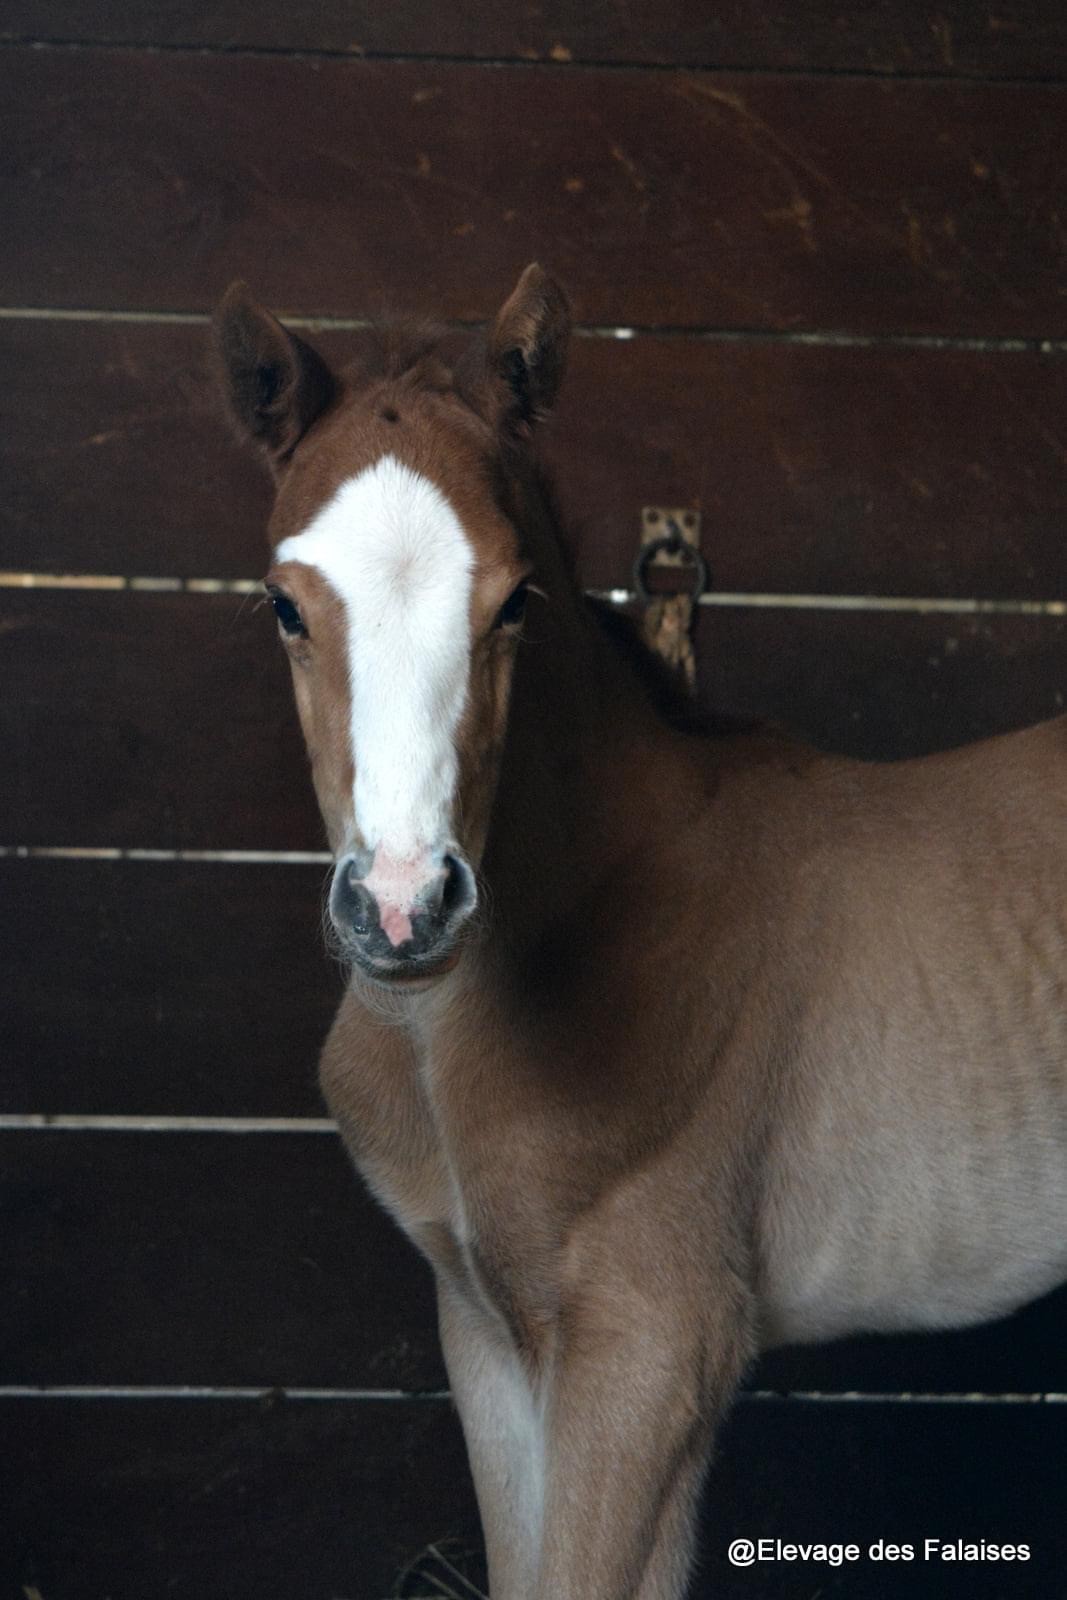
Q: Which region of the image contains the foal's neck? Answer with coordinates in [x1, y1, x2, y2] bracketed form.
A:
[478, 464, 688, 948]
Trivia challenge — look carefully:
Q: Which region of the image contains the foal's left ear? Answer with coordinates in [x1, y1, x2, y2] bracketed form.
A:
[481, 263, 572, 432]
[213, 282, 337, 467]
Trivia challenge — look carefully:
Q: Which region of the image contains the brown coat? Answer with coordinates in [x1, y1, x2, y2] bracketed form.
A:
[216, 265, 1067, 1599]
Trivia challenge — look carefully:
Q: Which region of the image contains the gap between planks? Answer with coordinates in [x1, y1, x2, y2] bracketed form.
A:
[0, 1384, 1061, 1404]
[1, 573, 1063, 616]
[0, 846, 334, 862]
[0, 1114, 339, 1132]
[2, 305, 1067, 356]
[2, 36, 1067, 90]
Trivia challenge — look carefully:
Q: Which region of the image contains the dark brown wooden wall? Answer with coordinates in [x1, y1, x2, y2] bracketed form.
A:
[2, 6, 1065, 1596]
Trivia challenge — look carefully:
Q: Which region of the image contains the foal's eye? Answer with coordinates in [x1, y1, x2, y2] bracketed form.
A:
[268, 589, 308, 638]
[495, 582, 529, 630]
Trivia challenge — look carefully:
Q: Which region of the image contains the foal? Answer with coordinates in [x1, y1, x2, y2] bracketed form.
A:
[215, 264, 1067, 1599]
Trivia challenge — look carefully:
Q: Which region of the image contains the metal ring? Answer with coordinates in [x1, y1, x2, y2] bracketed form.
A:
[632, 535, 709, 603]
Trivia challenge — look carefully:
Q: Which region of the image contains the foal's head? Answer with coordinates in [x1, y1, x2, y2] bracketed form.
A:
[215, 265, 571, 985]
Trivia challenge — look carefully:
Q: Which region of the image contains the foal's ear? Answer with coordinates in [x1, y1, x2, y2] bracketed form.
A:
[213, 282, 337, 466]
[482, 263, 571, 432]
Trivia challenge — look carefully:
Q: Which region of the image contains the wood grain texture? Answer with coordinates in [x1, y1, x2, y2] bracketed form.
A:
[2, 1130, 1064, 1395]
[3, 591, 1064, 848]
[7, 316, 1067, 598]
[3, 10, 1064, 1563]
[690, 605, 1067, 762]
[1, 590, 322, 850]
[0, 859, 337, 1117]
[0, 1394, 477, 1600]
[0, 1131, 445, 1390]
[2, 1393, 1063, 1597]
[3, 49, 1067, 333]
[1, 2, 1064, 76]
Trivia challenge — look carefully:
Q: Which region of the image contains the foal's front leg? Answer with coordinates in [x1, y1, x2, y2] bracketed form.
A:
[535, 1264, 749, 1600]
[437, 1281, 544, 1600]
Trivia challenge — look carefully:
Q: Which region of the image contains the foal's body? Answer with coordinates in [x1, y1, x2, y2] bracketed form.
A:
[324, 645, 1067, 1594]
[215, 265, 1067, 1598]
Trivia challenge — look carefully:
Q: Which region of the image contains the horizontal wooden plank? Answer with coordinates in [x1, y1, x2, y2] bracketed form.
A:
[2, 3, 1065, 76]
[2, 1394, 1063, 1597]
[3, 51, 1067, 334]
[2, 1131, 1064, 1395]
[1, 590, 320, 849]
[535, 339, 1067, 599]
[691, 606, 1067, 762]
[0, 1395, 478, 1600]
[0, 316, 276, 581]
[4, 591, 1065, 848]
[0, 1132, 445, 1389]
[7, 318, 1067, 598]
[0, 860, 337, 1117]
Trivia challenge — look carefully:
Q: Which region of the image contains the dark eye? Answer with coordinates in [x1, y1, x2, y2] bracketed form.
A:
[268, 589, 307, 637]
[495, 582, 529, 629]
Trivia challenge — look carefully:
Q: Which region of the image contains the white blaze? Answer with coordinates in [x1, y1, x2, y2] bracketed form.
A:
[275, 455, 474, 861]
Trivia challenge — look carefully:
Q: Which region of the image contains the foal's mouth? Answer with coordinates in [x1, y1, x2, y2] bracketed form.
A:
[374, 954, 461, 988]
[344, 942, 464, 990]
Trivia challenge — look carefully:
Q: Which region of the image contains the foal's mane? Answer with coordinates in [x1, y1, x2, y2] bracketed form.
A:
[340, 318, 467, 389]
[586, 600, 761, 740]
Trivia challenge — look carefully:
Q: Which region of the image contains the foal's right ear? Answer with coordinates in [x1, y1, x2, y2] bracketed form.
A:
[212, 282, 337, 467]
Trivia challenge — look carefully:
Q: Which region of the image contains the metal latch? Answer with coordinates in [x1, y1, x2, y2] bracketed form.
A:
[633, 507, 706, 689]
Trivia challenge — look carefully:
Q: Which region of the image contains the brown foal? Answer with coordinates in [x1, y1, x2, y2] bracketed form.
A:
[215, 264, 1067, 1599]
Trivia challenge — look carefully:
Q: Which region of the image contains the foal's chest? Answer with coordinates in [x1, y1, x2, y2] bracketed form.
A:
[321, 993, 486, 1243]
[321, 990, 561, 1328]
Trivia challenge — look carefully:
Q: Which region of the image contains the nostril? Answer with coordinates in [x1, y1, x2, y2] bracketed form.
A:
[350, 888, 372, 936]
[441, 856, 461, 915]
[441, 854, 476, 920]
[347, 882, 373, 936]
[335, 856, 374, 937]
